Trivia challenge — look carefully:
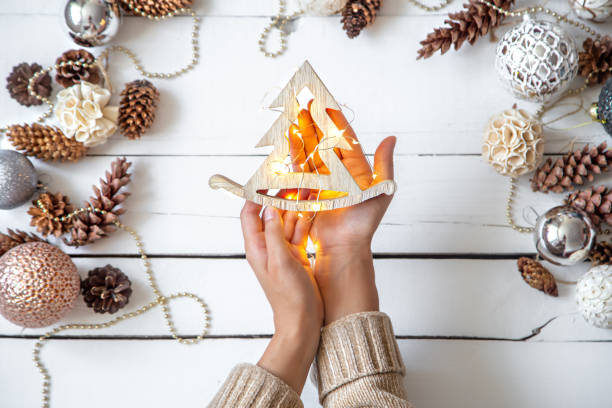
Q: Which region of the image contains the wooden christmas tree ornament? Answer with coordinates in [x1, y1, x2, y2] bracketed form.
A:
[209, 61, 396, 212]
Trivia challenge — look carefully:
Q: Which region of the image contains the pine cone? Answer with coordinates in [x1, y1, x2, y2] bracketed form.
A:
[566, 185, 612, 227]
[517, 257, 558, 297]
[5, 62, 52, 107]
[27, 192, 74, 238]
[0, 229, 46, 257]
[82, 265, 133, 314]
[341, 0, 382, 38]
[65, 157, 132, 247]
[589, 241, 612, 266]
[118, 80, 160, 139]
[530, 143, 612, 193]
[121, 0, 193, 16]
[579, 36, 612, 86]
[7, 123, 87, 162]
[417, 0, 515, 59]
[55, 49, 100, 88]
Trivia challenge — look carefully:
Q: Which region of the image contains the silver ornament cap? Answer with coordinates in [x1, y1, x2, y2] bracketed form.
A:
[62, 0, 122, 47]
[0, 150, 38, 210]
[534, 205, 596, 266]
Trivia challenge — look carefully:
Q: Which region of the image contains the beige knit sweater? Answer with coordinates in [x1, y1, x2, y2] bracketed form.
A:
[208, 312, 411, 407]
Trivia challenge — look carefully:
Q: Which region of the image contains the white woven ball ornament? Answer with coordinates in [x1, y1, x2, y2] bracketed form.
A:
[298, 0, 348, 15]
[495, 17, 578, 103]
[576, 265, 612, 329]
[569, 0, 612, 22]
[482, 108, 544, 176]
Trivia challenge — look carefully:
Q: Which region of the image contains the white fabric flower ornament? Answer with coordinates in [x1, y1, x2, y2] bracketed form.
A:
[55, 81, 118, 147]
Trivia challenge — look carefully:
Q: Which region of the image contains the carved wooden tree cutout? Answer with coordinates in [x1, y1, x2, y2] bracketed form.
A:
[209, 61, 396, 211]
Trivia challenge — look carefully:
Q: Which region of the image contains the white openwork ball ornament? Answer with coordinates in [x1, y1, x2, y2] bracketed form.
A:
[495, 17, 578, 103]
[298, 0, 348, 15]
[576, 265, 612, 329]
[569, 0, 612, 22]
[482, 108, 544, 176]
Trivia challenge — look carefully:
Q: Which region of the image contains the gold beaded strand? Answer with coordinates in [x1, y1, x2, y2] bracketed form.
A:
[406, 0, 453, 12]
[259, 0, 303, 58]
[506, 177, 534, 233]
[33, 201, 210, 408]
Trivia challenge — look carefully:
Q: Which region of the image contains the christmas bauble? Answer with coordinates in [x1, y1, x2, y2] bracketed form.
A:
[534, 205, 596, 266]
[569, 0, 612, 22]
[495, 16, 578, 103]
[62, 0, 122, 47]
[592, 77, 612, 136]
[576, 264, 612, 328]
[482, 108, 543, 176]
[298, 0, 348, 15]
[0, 242, 80, 328]
[0, 150, 38, 210]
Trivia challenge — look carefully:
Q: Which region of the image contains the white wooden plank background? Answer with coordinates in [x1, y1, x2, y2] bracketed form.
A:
[1, 1, 611, 407]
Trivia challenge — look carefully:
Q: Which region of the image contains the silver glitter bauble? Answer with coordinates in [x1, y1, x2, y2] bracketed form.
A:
[0, 150, 38, 210]
[62, 0, 122, 47]
[569, 0, 612, 22]
[495, 16, 578, 103]
[576, 265, 612, 329]
[534, 205, 596, 266]
[591, 77, 612, 137]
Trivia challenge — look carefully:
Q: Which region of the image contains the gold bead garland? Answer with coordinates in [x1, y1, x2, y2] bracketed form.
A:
[406, 0, 452, 12]
[260, 0, 303, 58]
[32, 200, 210, 408]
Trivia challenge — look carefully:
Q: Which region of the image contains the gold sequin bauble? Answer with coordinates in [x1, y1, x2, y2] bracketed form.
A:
[482, 108, 544, 177]
[0, 242, 80, 328]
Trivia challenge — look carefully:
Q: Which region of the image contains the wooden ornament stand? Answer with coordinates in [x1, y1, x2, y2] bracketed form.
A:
[209, 61, 396, 211]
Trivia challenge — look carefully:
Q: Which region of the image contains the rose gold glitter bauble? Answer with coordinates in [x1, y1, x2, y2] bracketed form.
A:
[0, 242, 80, 328]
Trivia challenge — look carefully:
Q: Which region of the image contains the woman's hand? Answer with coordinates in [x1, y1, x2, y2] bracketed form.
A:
[241, 201, 323, 394]
[289, 108, 396, 324]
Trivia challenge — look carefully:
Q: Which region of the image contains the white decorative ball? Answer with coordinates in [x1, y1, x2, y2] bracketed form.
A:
[569, 0, 612, 22]
[298, 0, 348, 15]
[495, 17, 578, 103]
[482, 108, 544, 177]
[576, 265, 612, 329]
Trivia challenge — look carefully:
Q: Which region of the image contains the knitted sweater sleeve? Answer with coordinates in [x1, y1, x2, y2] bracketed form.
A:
[315, 311, 412, 408]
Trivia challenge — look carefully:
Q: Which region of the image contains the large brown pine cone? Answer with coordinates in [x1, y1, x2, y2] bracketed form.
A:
[566, 185, 612, 227]
[6, 62, 52, 107]
[0, 229, 46, 257]
[517, 257, 558, 297]
[65, 157, 132, 247]
[589, 241, 612, 266]
[27, 192, 74, 238]
[82, 265, 133, 314]
[121, 0, 193, 16]
[579, 36, 612, 86]
[55, 49, 100, 88]
[7, 123, 88, 162]
[118, 80, 160, 139]
[341, 0, 382, 39]
[530, 143, 612, 193]
[417, 0, 515, 59]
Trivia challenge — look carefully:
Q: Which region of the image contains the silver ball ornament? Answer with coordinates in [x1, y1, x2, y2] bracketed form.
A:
[569, 0, 612, 22]
[576, 264, 612, 329]
[534, 205, 596, 266]
[0, 150, 38, 210]
[62, 0, 122, 47]
[495, 16, 578, 103]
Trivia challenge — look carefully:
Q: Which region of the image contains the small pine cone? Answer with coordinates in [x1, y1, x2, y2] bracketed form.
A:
[417, 0, 515, 59]
[118, 80, 160, 139]
[65, 157, 132, 247]
[7, 123, 87, 162]
[517, 257, 558, 297]
[121, 0, 193, 16]
[6, 62, 52, 107]
[341, 0, 382, 39]
[579, 36, 612, 86]
[589, 241, 612, 266]
[0, 229, 46, 257]
[82, 265, 133, 314]
[530, 143, 612, 193]
[566, 185, 612, 227]
[27, 192, 74, 238]
[55, 49, 100, 88]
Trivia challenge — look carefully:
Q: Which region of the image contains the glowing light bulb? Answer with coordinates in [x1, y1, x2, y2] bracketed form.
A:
[312, 203, 322, 212]
[372, 173, 378, 180]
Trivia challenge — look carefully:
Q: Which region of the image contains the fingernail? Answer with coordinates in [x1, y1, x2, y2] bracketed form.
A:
[390, 136, 397, 147]
[264, 207, 277, 221]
